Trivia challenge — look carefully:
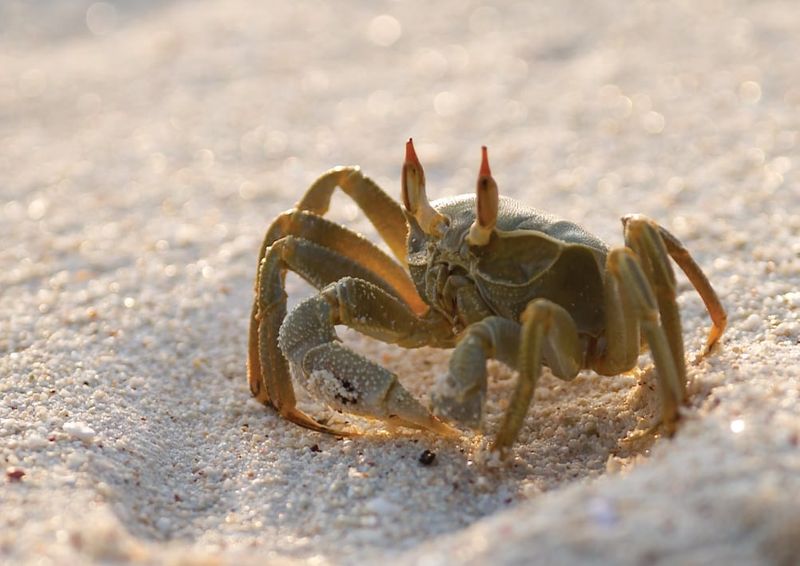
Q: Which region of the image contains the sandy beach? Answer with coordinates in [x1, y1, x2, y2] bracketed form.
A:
[2, 1, 799, 564]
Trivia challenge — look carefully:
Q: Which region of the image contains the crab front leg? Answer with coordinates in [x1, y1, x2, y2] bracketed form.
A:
[430, 316, 520, 429]
[493, 300, 584, 451]
[278, 276, 457, 434]
[430, 304, 584, 451]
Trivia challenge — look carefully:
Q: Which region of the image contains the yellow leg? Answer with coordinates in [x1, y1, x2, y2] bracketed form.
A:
[643, 219, 728, 353]
[607, 248, 685, 434]
[296, 166, 410, 265]
[493, 300, 582, 452]
[247, 213, 424, 409]
[431, 316, 521, 430]
[622, 215, 687, 400]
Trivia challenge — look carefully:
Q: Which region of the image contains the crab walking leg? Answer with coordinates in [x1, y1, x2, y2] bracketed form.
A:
[493, 300, 583, 451]
[294, 166, 410, 265]
[646, 220, 728, 352]
[590, 253, 641, 377]
[260, 210, 424, 313]
[278, 276, 457, 435]
[622, 216, 687, 399]
[608, 248, 685, 432]
[431, 317, 521, 429]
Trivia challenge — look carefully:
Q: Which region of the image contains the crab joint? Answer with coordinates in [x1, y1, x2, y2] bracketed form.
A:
[402, 139, 447, 237]
[467, 146, 498, 246]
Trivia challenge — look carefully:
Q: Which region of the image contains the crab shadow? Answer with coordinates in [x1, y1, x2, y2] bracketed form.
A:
[208, 330, 664, 561]
[229, 330, 662, 554]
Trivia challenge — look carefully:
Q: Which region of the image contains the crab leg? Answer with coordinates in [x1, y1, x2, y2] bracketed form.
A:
[590, 252, 642, 377]
[621, 215, 687, 399]
[295, 166, 410, 264]
[278, 276, 456, 434]
[605, 247, 685, 433]
[642, 219, 727, 353]
[431, 316, 520, 429]
[260, 210, 424, 313]
[492, 238, 693, 450]
[493, 300, 583, 451]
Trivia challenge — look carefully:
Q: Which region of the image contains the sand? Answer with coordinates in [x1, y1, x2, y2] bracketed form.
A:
[2, 1, 799, 564]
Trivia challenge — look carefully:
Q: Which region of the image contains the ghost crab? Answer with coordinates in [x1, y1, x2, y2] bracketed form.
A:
[247, 139, 726, 451]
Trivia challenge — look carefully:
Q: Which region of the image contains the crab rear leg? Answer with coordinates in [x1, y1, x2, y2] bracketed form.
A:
[295, 166, 410, 264]
[621, 215, 688, 399]
[606, 247, 686, 432]
[613, 215, 726, 433]
[278, 276, 456, 434]
[642, 219, 727, 353]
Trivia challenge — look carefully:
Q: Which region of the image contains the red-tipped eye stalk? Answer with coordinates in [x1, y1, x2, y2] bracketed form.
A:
[405, 139, 422, 173]
[401, 138, 425, 212]
[401, 138, 446, 236]
[468, 145, 499, 246]
[479, 145, 491, 176]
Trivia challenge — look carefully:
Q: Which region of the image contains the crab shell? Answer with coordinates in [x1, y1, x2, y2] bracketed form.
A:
[406, 194, 609, 341]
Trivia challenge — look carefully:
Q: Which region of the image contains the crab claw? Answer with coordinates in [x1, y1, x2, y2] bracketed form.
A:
[467, 146, 499, 246]
[401, 139, 447, 237]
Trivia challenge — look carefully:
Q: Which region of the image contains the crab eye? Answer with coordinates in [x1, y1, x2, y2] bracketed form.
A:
[407, 218, 426, 255]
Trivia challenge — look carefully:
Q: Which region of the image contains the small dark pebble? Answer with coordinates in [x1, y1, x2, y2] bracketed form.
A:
[6, 469, 25, 482]
[310, 444, 321, 453]
[418, 449, 436, 466]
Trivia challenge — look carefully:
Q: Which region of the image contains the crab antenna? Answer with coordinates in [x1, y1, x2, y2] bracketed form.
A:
[467, 146, 499, 246]
[401, 138, 446, 236]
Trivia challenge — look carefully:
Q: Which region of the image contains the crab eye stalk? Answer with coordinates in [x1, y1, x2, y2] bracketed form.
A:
[467, 146, 498, 246]
[402, 138, 447, 237]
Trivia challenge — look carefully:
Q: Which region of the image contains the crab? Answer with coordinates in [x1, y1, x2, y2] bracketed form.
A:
[247, 139, 727, 451]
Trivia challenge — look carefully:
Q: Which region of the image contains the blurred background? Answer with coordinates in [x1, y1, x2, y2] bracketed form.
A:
[4, 0, 794, 236]
[3, 0, 796, 343]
